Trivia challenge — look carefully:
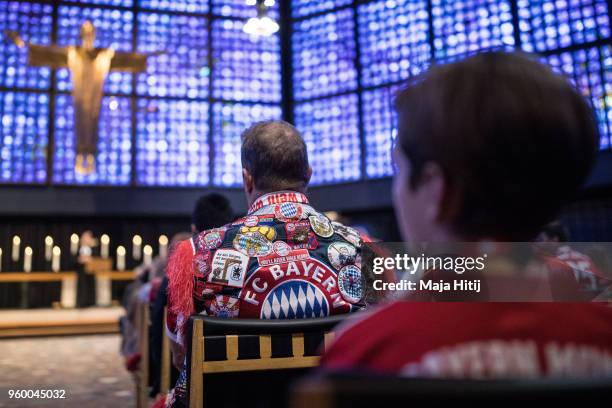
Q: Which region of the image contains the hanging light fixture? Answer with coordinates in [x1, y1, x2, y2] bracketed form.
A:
[243, 0, 279, 37]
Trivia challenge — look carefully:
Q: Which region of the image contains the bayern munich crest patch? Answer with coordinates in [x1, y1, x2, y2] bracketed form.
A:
[274, 202, 303, 222]
[239, 257, 352, 318]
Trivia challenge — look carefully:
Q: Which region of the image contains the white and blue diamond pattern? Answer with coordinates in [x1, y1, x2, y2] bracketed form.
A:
[261, 280, 329, 319]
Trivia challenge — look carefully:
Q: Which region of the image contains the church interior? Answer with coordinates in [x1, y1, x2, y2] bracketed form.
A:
[1, 0, 612, 407]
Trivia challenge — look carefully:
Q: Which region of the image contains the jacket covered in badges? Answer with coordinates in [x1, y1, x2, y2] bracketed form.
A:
[166, 191, 368, 344]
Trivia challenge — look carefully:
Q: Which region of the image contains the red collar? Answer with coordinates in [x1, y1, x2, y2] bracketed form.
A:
[248, 191, 309, 214]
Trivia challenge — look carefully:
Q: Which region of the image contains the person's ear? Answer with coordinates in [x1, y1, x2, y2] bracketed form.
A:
[242, 168, 254, 194]
[305, 166, 312, 184]
[419, 162, 446, 223]
[190, 224, 197, 234]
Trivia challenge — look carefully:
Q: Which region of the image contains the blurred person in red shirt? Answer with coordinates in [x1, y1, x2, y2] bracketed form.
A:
[321, 52, 612, 378]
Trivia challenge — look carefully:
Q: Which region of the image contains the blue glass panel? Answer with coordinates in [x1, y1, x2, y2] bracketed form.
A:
[431, 0, 515, 61]
[136, 99, 209, 186]
[544, 46, 612, 150]
[0, 1, 52, 89]
[0, 92, 48, 183]
[293, 8, 357, 101]
[518, 0, 610, 53]
[291, 0, 352, 19]
[53, 94, 131, 185]
[212, 102, 282, 187]
[77, 0, 133, 6]
[358, 0, 431, 88]
[213, 0, 279, 19]
[57, 6, 133, 95]
[362, 86, 400, 179]
[137, 12, 208, 99]
[212, 19, 281, 103]
[294, 94, 360, 184]
[138, 0, 208, 13]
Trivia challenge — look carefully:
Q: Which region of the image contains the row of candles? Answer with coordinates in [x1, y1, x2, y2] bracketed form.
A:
[3, 234, 170, 273]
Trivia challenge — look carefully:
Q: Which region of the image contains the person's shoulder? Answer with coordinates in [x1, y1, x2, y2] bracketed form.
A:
[191, 223, 236, 253]
[331, 302, 407, 342]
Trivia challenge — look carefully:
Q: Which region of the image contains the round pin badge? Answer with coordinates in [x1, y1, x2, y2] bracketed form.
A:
[274, 202, 303, 222]
[332, 222, 361, 247]
[337, 265, 364, 304]
[309, 214, 334, 238]
[327, 241, 358, 271]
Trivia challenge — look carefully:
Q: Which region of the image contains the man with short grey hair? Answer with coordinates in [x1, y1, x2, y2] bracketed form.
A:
[163, 120, 367, 407]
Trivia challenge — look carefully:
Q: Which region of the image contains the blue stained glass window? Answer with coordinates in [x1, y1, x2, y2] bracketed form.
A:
[138, 0, 209, 13]
[212, 103, 282, 187]
[292, 8, 357, 101]
[292, 0, 352, 19]
[431, 0, 515, 60]
[213, 0, 279, 19]
[137, 13, 209, 99]
[518, 0, 610, 53]
[544, 46, 612, 150]
[53, 94, 131, 185]
[294, 94, 361, 185]
[136, 99, 209, 186]
[358, 0, 431, 88]
[212, 19, 281, 103]
[56, 6, 133, 95]
[0, 1, 53, 89]
[362, 86, 400, 179]
[0, 92, 48, 184]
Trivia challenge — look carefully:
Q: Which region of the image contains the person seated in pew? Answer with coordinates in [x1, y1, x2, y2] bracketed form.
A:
[163, 121, 370, 407]
[320, 52, 612, 378]
[534, 221, 611, 297]
[148, 193, 234, 397]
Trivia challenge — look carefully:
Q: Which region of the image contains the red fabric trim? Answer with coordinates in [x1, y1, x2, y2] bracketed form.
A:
[167, 239, 194, 334]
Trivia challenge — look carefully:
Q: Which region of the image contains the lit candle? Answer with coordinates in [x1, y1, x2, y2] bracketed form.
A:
[159, 235, 169, 258]
[12, 235, 20, 262]
[132, 235, 142, 261]
[44, 236, 53, 261]
[70, 233, 79, 255]
[100, 234, 110, 259]
[143, 245, 153, 265]
[116, 245, 126, 271]
[24, 246, 32, 273]
[52, 246, 61, 272]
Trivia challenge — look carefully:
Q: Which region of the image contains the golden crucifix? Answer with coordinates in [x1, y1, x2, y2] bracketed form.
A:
[5, 21, 162, 174]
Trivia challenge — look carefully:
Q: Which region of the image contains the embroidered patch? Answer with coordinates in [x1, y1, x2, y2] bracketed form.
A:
[332, 222, 362, 247]
[239, 258, 351, 318]
[195, 229, 225, 251]
[257, 247, 310, 267]
[240, 225, 277, 241]
[243, 215, 259, 227]
[193, 249, 211, 278]
[233, 232, 273, 257]
[285, 221, 319, 250]
[209, 295, 240, 318]
[337, 265, 364, 304]
[309, 214, 334, 238]
[273, 241, 292, 256]
[327, 241, 358, 271]
[274, 202, 303, 222]
[208, 249, 250, 288]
